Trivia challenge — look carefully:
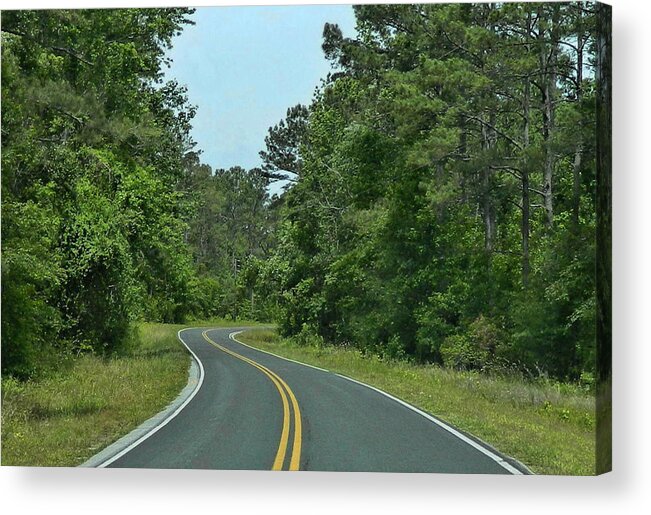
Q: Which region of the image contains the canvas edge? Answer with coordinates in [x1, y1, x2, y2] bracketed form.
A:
[595, 0, 612, 476]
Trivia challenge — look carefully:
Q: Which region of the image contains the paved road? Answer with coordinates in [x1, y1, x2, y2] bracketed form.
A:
[106, 327, 526, 473]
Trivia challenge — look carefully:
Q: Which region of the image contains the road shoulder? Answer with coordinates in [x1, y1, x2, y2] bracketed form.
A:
[80, 357, 201, 468]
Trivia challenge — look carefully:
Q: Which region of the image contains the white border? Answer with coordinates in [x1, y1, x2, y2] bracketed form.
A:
[2, 1, 648, 514]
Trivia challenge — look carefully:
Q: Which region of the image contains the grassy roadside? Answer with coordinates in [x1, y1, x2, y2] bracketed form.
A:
[1, 322, 188, 466]
[1, 319, 261, 467]
[237, 328, 596, 476]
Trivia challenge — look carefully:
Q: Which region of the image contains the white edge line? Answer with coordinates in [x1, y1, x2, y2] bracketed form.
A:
[228, 330, 329, 373]
[333, 374, 526, 475]
[95, 328, 206, 468]
[230, 328, 529, 476]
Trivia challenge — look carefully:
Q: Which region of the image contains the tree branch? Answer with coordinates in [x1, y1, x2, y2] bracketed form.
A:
[464, 114, 523, 150]
[1, 27, 94, 66]
[529, 187, 547, 198]
[490, 165, 522, 181]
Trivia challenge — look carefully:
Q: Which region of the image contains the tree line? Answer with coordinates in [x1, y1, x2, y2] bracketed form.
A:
[255, 2, 606, 381]
[2, 3, 608, 384]
[1, 9, 273, 377]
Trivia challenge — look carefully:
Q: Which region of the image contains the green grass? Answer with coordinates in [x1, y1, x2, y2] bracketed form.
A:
[1, 318, 266, 467]
[1, 322, 194, 467]
[1, 320, 596, 473]
[183, 317, 268, 329]
[237, 328, 596, 476]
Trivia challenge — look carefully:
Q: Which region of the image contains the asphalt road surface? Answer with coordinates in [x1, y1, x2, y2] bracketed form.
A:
[105, 327, 526, 473]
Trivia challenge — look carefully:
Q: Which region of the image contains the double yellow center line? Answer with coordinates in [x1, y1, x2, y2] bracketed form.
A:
[201, 330, 302, 471]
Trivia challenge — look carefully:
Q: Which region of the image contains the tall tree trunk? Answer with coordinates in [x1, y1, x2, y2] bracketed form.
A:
[542, 88, 555, 228]
[572, 140, 584, 228]
[539, 4, 560, 229]
[458, 113, 469, 204]
[481, 113, 497, 253]
[572, 5, 585, 230]
[522, 75, 531, 286]
[520, 10, 533, 286]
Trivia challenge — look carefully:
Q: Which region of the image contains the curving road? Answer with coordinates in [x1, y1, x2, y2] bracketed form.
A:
[103, 327, 527, 473]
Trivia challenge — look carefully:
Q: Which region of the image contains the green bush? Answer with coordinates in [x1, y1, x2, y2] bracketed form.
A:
[385, 335, 408, 361]
[441, 334, 484, 370]
[291, 323, 326, 348]
[441, 316, 506, 371]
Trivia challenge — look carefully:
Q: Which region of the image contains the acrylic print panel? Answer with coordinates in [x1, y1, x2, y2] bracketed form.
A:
[0, 1, 611, 475]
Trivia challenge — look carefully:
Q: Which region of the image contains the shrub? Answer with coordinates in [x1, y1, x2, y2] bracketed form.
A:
[441, 334, 488, 370]
[385, 335, 408, 361]
[441, 316, 506, 371]
[469, 315, 503, 354]
[291, 323, 325, 348]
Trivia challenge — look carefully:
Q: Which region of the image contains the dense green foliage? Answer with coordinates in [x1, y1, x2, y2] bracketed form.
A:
[1, 9, 199, 377]
[2, 4, 605, 386]
[182, 159, 277, 321]
[258, 3, 601, 381]
[1, 8, 278, 378]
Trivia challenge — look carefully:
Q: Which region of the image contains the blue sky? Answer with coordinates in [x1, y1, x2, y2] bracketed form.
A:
[165, 5, 356, 174]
